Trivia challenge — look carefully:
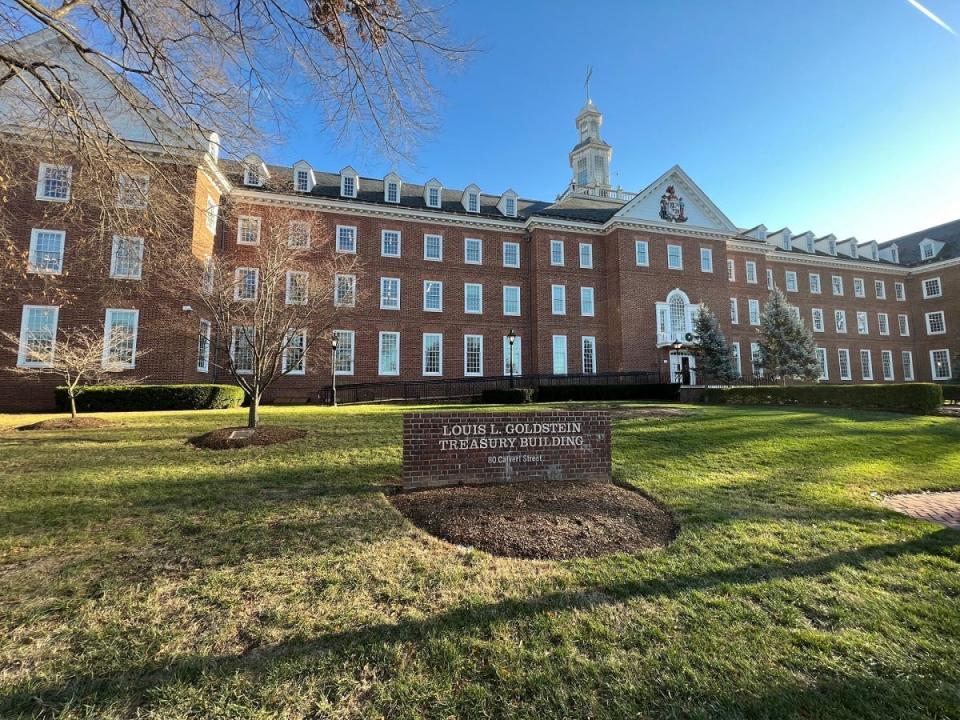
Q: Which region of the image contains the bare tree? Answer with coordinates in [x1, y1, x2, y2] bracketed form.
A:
[1, 323, 143, 418]
[195, 206, 359, 428]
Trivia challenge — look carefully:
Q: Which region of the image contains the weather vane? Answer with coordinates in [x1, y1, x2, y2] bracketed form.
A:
[584, 65, 593, 103]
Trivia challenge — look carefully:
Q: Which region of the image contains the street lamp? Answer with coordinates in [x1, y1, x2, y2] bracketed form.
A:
[330, 334, 339, 407]
[507, 328, 517, 389]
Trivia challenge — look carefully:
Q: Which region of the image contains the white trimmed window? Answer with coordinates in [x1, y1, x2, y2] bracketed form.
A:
[745, 261, 757, 284]
[426, 186, 441, 208]
[748, 299, 760, 326]
[504, 196, 517, 217]
[336, 225, 357, 253]
[27, 229, 65, 274]
[700, 248, 713, 273]
[902, 351, 915, 381]
[878, 313, 890, 336]
[381, 230, 401, 257]
[197, 320, 211, 372]
[102, 309, 139, 369]
[380, 277, 400, 310]
[295, 169, 311, 193]
[875, 280, 886, 299]
[925, 311, 946, 335]
[36, 163, 71, 202]
[503, 335, 522, 376]
[333, 330, 355, 375]
[231, 326, 254, 374]
[898, 314, 909, 336]
[552, 335, 568, 375]
[860, 349, 873, 380]
[582, 336, 597, 374]
[503, 241, 520, 268]
[766, 268, 775, 290]
[235, 267, 259, 301]
[17, 305, 58, 367]
[923, 277, 942, 299]
[812, 308, 824, 333]
[423, 280, 443, 311]
[732, 342, 742, 376]
[550, 239, 564, 266]
[881, 350, 894, 381]
[283, 329, 306, 375]
[424, 233, 443, 261]
[730, 298, 739, 325]
[832, 275, 844, 296]
[580, 243, 593, 269]
[856, 311, 869, 335]
[465, 237, 482, 265]
[464, 335, 483, 376]
[422, 333, 443, 375]
[809, 273, 821, 294]
[205, 196, 219, 233]
[931, 349, 952, 380]
[895, 282, 906, 301]
[727, 259, 735, 281]
[551, 284, 566, 315]
[385, 180, 400, 203]
[464, 283, 483, 314]
[288, 221, 311, 249]
[580, 286, 595, 317]
[340, 174, 357, 198]
[334, 273, 356, 307]
[243, 165, 262, 187]
[285, 270, 309, 305]
[110, 235, 144, 280]
[853, 278, 865, 298]
[503, 285, 520, 316]
[667, 244, 683, 270]
[378, 332, 400, 375]
[751, 342, 762, 377]
[635, 240, 649, 267]
[117, 173, 149, 208]
[785, 271, 798, 292]
[237, 216, 261, 246]
[815, 347, 828, 380]
[835, 310, 847, 333]
[838, 348, 852, 380]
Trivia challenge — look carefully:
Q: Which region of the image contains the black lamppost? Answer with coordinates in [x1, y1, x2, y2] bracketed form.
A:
[670, 339, 684, 384]
[330, 334, 339, 407]
[507, 328, 517, 388]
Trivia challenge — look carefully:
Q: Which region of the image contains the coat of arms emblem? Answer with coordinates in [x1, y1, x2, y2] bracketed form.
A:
[659, 185, 688, 223]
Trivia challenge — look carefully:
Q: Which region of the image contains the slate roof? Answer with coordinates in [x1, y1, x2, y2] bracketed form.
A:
[881, 218, 960, 267]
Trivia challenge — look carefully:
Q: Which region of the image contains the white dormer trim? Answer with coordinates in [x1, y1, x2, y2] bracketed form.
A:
[292, 160, 315, 193]
[424, 178, 443, 209]
[462, 183, 481, 214]
[767, 228, 794, 251]
[340, 165, 359, 198]
[242, 154, 268, 187]
[207, 132, 221, 162]
[836, 238, 857, 259]
[879, 244, 900, 264]
[497, 189, 519, 218]
[815, 234, 837, 256]
[919, 237, 944, 261]
[860, 240, 879, 261]
[384, 172, 402, 204]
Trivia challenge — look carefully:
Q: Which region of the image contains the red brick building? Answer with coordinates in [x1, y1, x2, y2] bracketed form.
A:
[3, 90, 958, 410]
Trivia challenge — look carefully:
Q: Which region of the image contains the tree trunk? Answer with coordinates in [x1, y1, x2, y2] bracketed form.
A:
[247, 391, 260, 429]
[69, 391, 77, 420]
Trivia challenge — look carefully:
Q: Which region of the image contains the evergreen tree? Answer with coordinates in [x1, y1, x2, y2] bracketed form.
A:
[692, 304, 738, 384]
[759, 288, 822, 385]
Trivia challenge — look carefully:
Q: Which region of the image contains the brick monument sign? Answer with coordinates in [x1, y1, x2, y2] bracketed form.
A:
[402, 410, 611, 490]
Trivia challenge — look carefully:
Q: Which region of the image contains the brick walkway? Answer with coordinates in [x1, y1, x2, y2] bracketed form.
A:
[882, 491, 960, 529]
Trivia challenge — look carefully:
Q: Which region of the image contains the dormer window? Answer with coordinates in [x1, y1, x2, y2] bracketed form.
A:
[806, 237, 814, 253]
[920, 240, 937, 260]
[871, 245, 878, 260]
[295, 169, 309, 193]
[340, 166, 359, 198]
[244, 166, 262, 187]
[782, 236, 791, 251]
[828, 239, 837, 256]
[468, 192, 479, 213]
[424, 179, 443, 209]
[386, 181, 399, 203]
[891, 246, 899, 264]
[850, 243, 858, 259]
[505, 197, 516, 217]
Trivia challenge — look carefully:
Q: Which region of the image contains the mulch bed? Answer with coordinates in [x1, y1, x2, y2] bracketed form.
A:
[391, 479, 678, 560]
[17, 417, 114, 431]
[188, 426, 306, 450]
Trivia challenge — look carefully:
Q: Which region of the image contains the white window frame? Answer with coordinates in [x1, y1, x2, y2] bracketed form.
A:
[878, 312, 890, 336]
[785, 271, 798, 292]
[875, 280, 886, 299]
[550, 239, 564, 266]
[667, 244, 683, 270]
[423, 233, 443, 261]
[102, 308, 140, 370]
[294, 168, 311, 193]
[464, 237, 483, 265]
[282, 329, 307, 376]
[285, 270, 309, 305]
[385, 180, 400, 204]
[378, 331, 401, 376]
[17, 305, 59, 368]
[333, 273, 356, 308]
[466, 192, 479, 214]
[727, 258, 735, 281]
[380, 229, 401, 258]
[503, 285, 521, 316]
[856, 311, 869, 335]
[745, 260, 757, 284]
[205, 195, 219, 233]
[853, 277, 865, 298]
[700, 247, 713, 273]
[902, 351, 915, 381]
[288, 221, 311, 249]
[336, 225, 357, 254]
[27, 229, 65, 275]
[109, 235, 144, 280]
[925, 311, 946, 335]
[36, 163, 72, 202]
[463, 334, 484, 377]
[812, 308, 825, 333]
[898, 314, 910, 336]
[464, 282, 483, 314]
[234, 267, 259, 301]
[379, 277, 401, 310]
[860, 349, 873, 381]
[237, 216, 261, 246]
[340, 173, 357, 198]
[580, 286, 595, 317]
[503, 241, 520, 268]
[422, 333, 443, 376]
[197, 319, 211, 373]
[835, 310, 847, 334]
[551, 284, 566, 315]
[581, 336, 597, 374]
[426, 185, 442, 209]
[732, 342, 742, 377]
[922, 277, 942, 299]
[580, 242, 593, 269]
[838, 348, 852, 381]
[881, 350, 894, 381]
[816, 347, 829, 381]
[423, 280, 443, 312]
[117, 173, 149, 209]
[832, 275, 844, 296]
[635, 240, 649, 267]
[895, 282, 906, 301]
[333, 329, 355, 376]
[730, 298, 739, 325]
[748, 299, 760, 326]
[809, 273, 821, 294]
[231, 326, 255, 374]
[930, 349, 952, 381]
[552, 335, 568, 375]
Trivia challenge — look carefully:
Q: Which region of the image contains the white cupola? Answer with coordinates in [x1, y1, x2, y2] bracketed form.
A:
[568, 97, 612, 191]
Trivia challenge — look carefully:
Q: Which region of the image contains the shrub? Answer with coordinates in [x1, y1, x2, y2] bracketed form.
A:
[943, 385, 960, 405]
[535, 383, 681, 403]
[480, 388, 535, 404]
[55, 384, 245, 413]
[701, 383, 943, 415]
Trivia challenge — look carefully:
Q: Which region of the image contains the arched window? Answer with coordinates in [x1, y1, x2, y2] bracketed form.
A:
[656, 289, 699, 346]
[669, 293, 687, 334]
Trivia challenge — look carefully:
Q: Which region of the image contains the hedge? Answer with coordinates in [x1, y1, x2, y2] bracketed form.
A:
[55, 384, 245, 412]
[480, 388, 535, 404]
[701, 383, 943, 415]
[943, 385, 960, 404]
[535, 383, 681, 403]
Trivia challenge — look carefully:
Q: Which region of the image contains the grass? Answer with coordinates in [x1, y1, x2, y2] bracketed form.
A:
[1, 402, 959, 719]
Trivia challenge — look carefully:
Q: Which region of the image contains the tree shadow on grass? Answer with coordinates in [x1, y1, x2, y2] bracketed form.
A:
[2, 528, 956, 717]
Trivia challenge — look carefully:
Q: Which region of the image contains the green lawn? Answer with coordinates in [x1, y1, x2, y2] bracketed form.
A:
[1, 403, 959, 719]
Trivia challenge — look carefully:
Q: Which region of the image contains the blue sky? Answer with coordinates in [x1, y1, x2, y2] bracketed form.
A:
[278, 0, 959, 242]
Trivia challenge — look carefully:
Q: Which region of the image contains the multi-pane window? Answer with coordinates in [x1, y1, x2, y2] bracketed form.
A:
[580, 287, 595, 316]
[467, 192, 479, 213]
[745, 261, 757, 284]
[582, 336, 597, 374]
[898, 314, 910, 336]
[766, 268, 775, 290]
[285, 271, 309, 305]
[860, 350, 873, 380]
[237, 216, 261, 245]
[504, 197, 516, 217]
[832, 275, 844, 296]
[881, 351, 894, 381]
[751, 342, 762, 377]
[895, 282, 906, 301]
[283, 330, 306, 375]
[853, 278, 865, 297]
[503, 335, 522, 376]
[333, 330, 355, 375]
[427, 186, 441, 208]
[503, 241, 520, 268]
[231, 326, 254, 373]
[878, 313, 890, 336]
[727, 259, 735, 281]
[923, 277, 942, 298]
[464, 335, 483, 376]
[580, 243, 593, 269]
[730, 298, 739, 324]
[667, 245, 683, 270]
[902, 351, 915, 381]
[205, 196, 219, 233]
[235, 267, 259, 300]
[503, 285, 521, 316]
[423, 280, 443, 311]
[552, 335, 568, 374]
[103, 309, 139, 369]
[381, 230, 401, 257]
[424, 234, 443, 261]
[117, 173, 149, 208]
[17, 305, 58, 367]
[244, 166, 262, 186]
[931, 349, 952, 380]
[700, 248, 713, 273]
[785, 271, 797, 292]
[464, 283, 483, 314]
[27, 229, 65, 274]
[341, 175, 356, 197]
[809, 273, 821, 294]
[812, 308, 825, 332]
[921, 241, 936, 260]
[197, 320, 211, 372]
[551, 284, 566, 315]
[464, 238, 482, 265]
[875, 280, 886, 299]
[378, 332, 400, 375]
[816, 347, 828, 380]
[925, 311, 946, 335]
[295, 169, 310, 193]
[838, 348, 852, 380]
[731, 342, 742, 377]
[334, 273, 356, 307]
[856, 311, 869, 335]
[36, 163, 71, 201]
[386, 181, 400, 203]
[635, 241, 649, 267]
[110, 236, 143, 279]
[422, 333, 443, 375]
[288, 221, 311, 249]
[835, 310, 847, 333]
[748, 299, 760, 325]
[550, 239, 564, 266]
[336, 225, 357, 253]
[380, 277, 400, 309]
